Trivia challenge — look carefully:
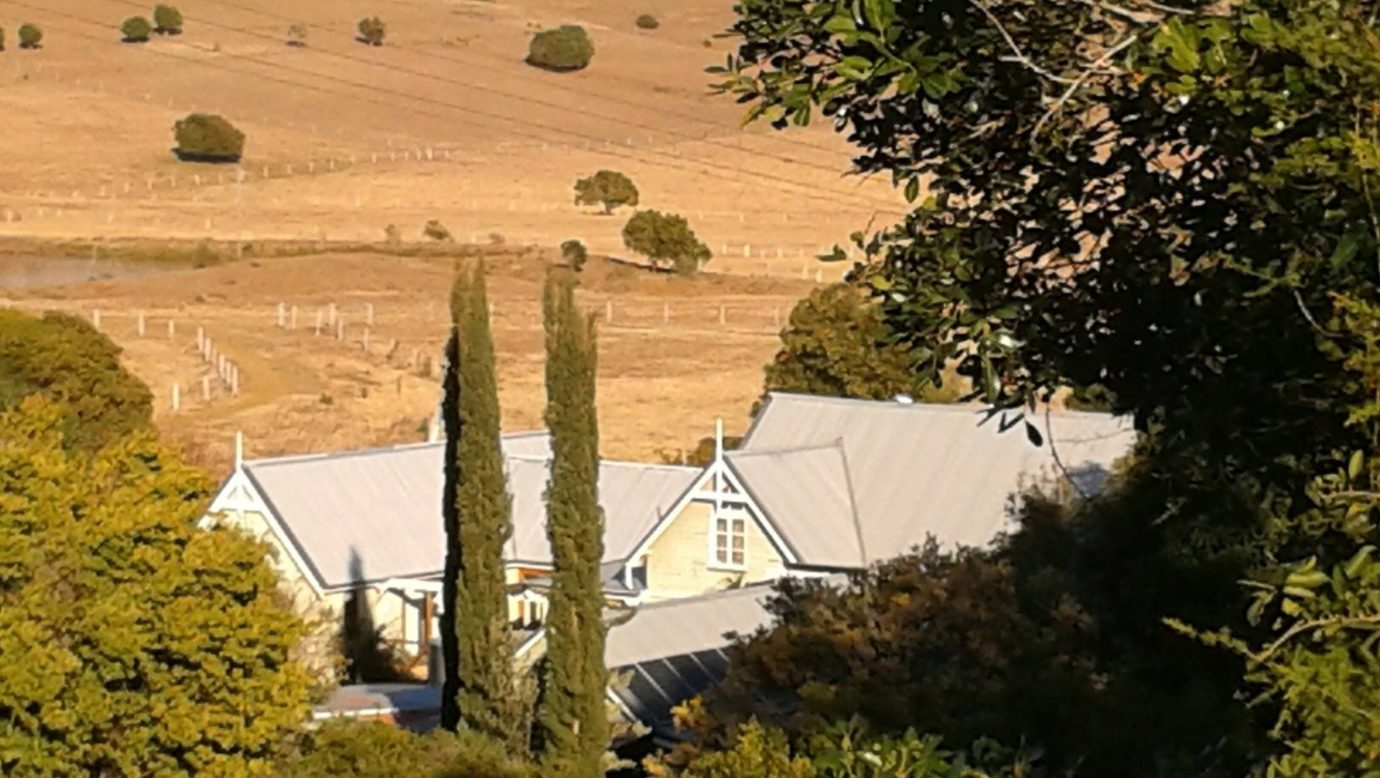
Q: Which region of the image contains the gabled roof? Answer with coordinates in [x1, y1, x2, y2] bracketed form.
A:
[234, 433, 698, 591]
[728, 393, 1136, 566]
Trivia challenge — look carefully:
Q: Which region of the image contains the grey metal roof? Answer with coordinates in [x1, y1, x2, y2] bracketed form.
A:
[733, 393, 1137, 566]
[605, 584, 780, 729]
[240, 433, 697, 590]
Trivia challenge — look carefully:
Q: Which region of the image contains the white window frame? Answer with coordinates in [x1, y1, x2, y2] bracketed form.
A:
[709, 504, 748, 570]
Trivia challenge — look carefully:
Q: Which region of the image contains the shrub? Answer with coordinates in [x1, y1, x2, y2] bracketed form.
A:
[1, 26, 7, 52]
[526, 25, 593, 72]
[636, 14, 660, 30]
[621, 209, 711, 275]
[560, 239, 588, 272]
[121, 16, 152, 43]
[172, 113, 246, 163]
[424, 219, 454, 242]
[357, 17, 385, 46]
[384, 223, 401, 244]
[573, 170, 638, 214]
[17, 23, 41, 49]
[287, 22, 307, 47]
[153, 4, 183, 35]
[275, 719, 535, 778]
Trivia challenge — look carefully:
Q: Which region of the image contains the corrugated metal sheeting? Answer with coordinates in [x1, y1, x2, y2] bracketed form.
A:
[732, 393, 1137, 566]
[241, 433, 697, 590]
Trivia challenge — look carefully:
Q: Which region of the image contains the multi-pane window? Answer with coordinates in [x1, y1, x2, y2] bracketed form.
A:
[713, 507, 746, 567]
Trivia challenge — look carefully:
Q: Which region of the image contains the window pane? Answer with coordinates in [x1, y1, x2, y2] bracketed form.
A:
[732, 536, 744, 551]
[732, 549, 744, 564]
[716, 519, 728, 532]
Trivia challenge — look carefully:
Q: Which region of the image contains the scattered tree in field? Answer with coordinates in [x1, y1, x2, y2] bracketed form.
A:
[560, 239, 588, 272]
[573, 170, 638, 215]
[275, 719, 535, 778]
[764, 283, 962, 405]
[424, 219, 454, 242]
[0, 398, 312, 776]
[357, 17, 385, 46]
[440, 264, 532, 751]
[152, 5, 183, 35]
[0, 26, 6, 52]
[621, 209, 710, 275]
[0, 310, 152, 453]
[121, 16, 152, 43]
[526, 25, 593, 72]
[384, 223, 401, 244]
[538, 272, 609, 776]
[635, 14, 660, 30]
[172, 113, 245, 163]
[287, 22, 307, 47]
[17, 23, 41, 49]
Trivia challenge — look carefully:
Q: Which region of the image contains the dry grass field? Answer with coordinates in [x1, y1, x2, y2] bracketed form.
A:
[0, 0, 903, 278]
[2, 247, 813, 474]
[0, 0, 902, 476]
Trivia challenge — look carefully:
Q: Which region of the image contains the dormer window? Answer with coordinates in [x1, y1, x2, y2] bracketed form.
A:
[712, 506, 746, 568]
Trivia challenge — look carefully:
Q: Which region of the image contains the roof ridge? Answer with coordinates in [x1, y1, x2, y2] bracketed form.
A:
[245, 430, 547, 468]
[762, 391, 1123, 422]
[504, 454, 700, 473]
[725, 440, 845, 458]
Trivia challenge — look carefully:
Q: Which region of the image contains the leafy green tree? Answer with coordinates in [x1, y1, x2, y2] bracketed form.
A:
[424, 219, 454, 242]
[153, 5, 183, 35]
[121, 16, 152, 43]
[17, 23, 41, 49]
[574, 170, 639, 215]
[527, 25, 593, 72]
[636, 14, 660, 31]
[0, 310, 152, 453]
[538, 271, 609, 776]
[442, 263, 530, 751]
[357, 17, 385, 46]
[287, 22, 307, 48]
[173, 113, 245, 163]
[561, 239, 588, 272]
[765, 283, 963, 405]
[622, 209, 710, 275]
[0, 397, 312, 776]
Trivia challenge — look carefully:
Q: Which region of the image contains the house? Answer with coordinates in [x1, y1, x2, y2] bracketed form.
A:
[204, 431, 699, 663]
[616, 392, 1136, 602]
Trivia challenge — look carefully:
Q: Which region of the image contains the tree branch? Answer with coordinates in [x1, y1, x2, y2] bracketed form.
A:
[970, 0, 1078, 85]
[1032, 32, 1141, 143]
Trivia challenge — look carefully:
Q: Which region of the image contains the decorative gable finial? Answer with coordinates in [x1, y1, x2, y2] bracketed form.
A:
[234, 431, 244, 469]
[714, 417, 724, 464]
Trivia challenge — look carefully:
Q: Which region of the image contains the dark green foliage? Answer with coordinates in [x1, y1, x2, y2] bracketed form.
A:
[17, 23, 41, 49]
[173, 113, 245, 163]
[0, 310, 152, 453]
[764, 283, 963, 405]
[561, 239, 588, 272]
[527, 25, 593, 72]
[152, 5, 182, 35]
[121, 16, 152, 43]
[445, 263, 530, 751]
[538, 272, 608, 776]
[424, 219, 454, 242]
[357, 17, 385, 46]
[574, 170, 639, 215]
[621, 209, 711, 275]
[0, 398, 312, 776]
[635, 14, 660, 31]
[275, 719, 535, 778]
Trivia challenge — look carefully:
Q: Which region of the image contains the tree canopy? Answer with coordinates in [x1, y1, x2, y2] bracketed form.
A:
[574, 171, 640, 215]
[0, 397, 312, 776]
[622, 209, 711, 275]
[0, 310, 152, 453]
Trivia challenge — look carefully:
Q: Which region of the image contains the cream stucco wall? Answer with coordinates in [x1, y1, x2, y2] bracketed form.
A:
[642, 499, 786, 600]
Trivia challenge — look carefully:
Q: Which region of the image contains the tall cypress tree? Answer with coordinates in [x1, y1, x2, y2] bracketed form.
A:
[538, 271, 609, 775]
[441, 262, 524, 748]
[439, 268, 465, 733]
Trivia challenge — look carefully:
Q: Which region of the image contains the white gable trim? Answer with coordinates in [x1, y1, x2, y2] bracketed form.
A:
[202, 468, 327, 597]
[624, 458, 799, 567]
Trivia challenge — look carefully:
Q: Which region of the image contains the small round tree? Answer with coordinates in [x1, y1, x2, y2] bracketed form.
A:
[121, 16, 152, 43]
[18, 23, 42, 49]
[621, 209, 711, 275]
[153, 5, 183, 35]
[357, 17, 385, 46]
[287, 22, 308, 48]
[573, 170, 638, 215]
[423, 219, 454, 242]
[636, 14, 660, 30]
[561, 239, 588, 272]
[173, 113, 245, 163]
[526, 25, 593, 72]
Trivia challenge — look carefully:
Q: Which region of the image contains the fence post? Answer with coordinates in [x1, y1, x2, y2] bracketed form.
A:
[719, 305, 727, 325]
[202, 375, 211, 401]
[773, 307, 781, 329]
[203, 337, 212, 363]
[366, 302, 374, 326]
[315, 310, 323, 336]
[605, 300, 613, 324]
[167, 319, 176, 340]
[290, 305, 298, 330]
[663, 301, 670, 324]
[336, 317, 345, 341]
[328, 303, 337, 326]
[276, 302, 286, 328]
[362, 328, 370, 354]
[92, 309, 101, 330]
[171, 383, 180, 412]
